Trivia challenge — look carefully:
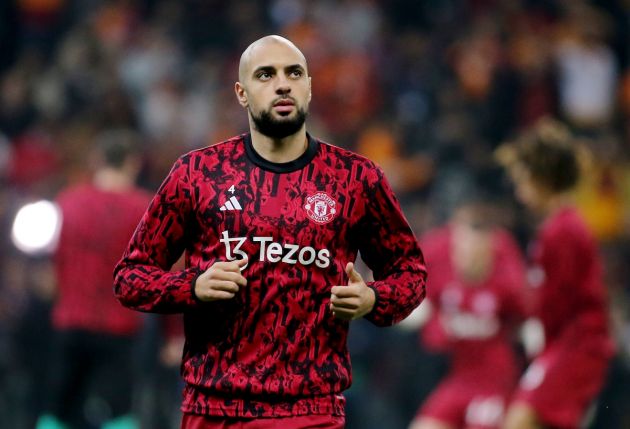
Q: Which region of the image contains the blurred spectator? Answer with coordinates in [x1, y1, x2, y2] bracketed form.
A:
[554, 3, 619, 130]
[355, 122, 433, 197]
[575, 133, 630, 242]
[504, 7, 558, 129]
[7, 126, 61, 190]
[0, 60, 38, 138]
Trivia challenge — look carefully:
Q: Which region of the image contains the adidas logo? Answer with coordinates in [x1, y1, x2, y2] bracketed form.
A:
[220, 196, 242, 211]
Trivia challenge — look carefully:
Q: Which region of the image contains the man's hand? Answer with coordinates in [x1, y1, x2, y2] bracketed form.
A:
[194, 259, 248, 302]
[330, 262, 375, 320]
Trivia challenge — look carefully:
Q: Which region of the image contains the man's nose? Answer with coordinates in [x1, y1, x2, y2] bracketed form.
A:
[275, 75, 291, 94]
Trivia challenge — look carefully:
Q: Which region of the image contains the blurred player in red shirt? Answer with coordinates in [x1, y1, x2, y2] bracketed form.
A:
[37, 130, 151, 429]
[113, 35, 427, 429]
[409, 198, 528, 429]
[496, 118, 615, 429]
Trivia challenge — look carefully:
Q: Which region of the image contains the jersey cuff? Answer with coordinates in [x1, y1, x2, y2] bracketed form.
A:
[191, 269, 204, 304]
[367, 284, 380, 313]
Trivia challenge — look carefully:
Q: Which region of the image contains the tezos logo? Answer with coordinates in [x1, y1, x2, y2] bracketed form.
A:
[220, 231, 331, 270]
[304, 192, 337, 224]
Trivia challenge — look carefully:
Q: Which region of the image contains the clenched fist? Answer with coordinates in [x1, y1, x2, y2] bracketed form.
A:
[330, 262, 375, 320]
[194, 259, 248, 302]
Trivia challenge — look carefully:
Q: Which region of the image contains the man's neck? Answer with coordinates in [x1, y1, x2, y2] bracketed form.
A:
[249, 127, 308, 164]
[541, 192, 573, 217]
[93, 168, 134, 192]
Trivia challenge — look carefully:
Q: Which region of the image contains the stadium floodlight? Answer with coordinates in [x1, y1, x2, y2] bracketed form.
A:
[11, 199, 62, 255]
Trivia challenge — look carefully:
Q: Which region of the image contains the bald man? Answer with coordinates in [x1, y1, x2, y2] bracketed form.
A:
[114, 35, 427, 429]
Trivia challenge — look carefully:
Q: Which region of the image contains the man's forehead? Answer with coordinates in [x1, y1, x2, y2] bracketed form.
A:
[240, 36, 307, 78]
[249, 45, 305, 67]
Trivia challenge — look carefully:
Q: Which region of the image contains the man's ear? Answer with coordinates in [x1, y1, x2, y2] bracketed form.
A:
[308, 76, 312, 103]
[235, 82, 248, 107]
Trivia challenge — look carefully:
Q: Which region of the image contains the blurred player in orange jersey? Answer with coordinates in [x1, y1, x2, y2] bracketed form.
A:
[409, 197, 529, 429]
[496, 118, 614, 429]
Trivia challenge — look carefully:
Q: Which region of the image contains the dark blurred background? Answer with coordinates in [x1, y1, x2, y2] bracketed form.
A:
[1, 0, 629, 428]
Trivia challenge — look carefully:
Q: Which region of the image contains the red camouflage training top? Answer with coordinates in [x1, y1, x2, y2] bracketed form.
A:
[114, 133, 426, 417]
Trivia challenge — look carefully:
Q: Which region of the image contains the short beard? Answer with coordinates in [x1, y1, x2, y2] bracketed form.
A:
[251, 107, 307, 139]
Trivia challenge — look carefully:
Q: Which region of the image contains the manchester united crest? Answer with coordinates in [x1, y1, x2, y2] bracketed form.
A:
[304, 192, 337, 224]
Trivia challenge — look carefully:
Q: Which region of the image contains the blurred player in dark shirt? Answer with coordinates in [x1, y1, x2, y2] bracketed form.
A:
[113, 35, 427, 429]
[409, 198, 528, 429]
[497, 118, 614, 429]
[37, 130, 151, 429]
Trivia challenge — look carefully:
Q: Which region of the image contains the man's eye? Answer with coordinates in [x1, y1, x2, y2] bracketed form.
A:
[258, 72, 272, 80]
[291, 70, 303, 78]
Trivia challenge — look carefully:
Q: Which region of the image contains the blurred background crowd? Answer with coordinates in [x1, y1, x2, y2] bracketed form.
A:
[0, 0, 629, 428]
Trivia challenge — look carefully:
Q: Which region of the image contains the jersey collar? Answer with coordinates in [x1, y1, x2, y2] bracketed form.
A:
[244, 132, 319, 173]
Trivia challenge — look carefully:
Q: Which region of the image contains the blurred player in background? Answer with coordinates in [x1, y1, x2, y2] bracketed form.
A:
[496, 118, 615, 429]
[113, 35, 426, 429]
[408, 197, 528, 429]
[37, 130, 151, 429]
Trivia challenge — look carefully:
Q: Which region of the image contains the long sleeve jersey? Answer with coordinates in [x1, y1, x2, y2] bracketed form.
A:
[420, 226, 527, 388]
[54, 183, 151, 335]
[113, 133, 426, 417]
[530, 207, 613, 350]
